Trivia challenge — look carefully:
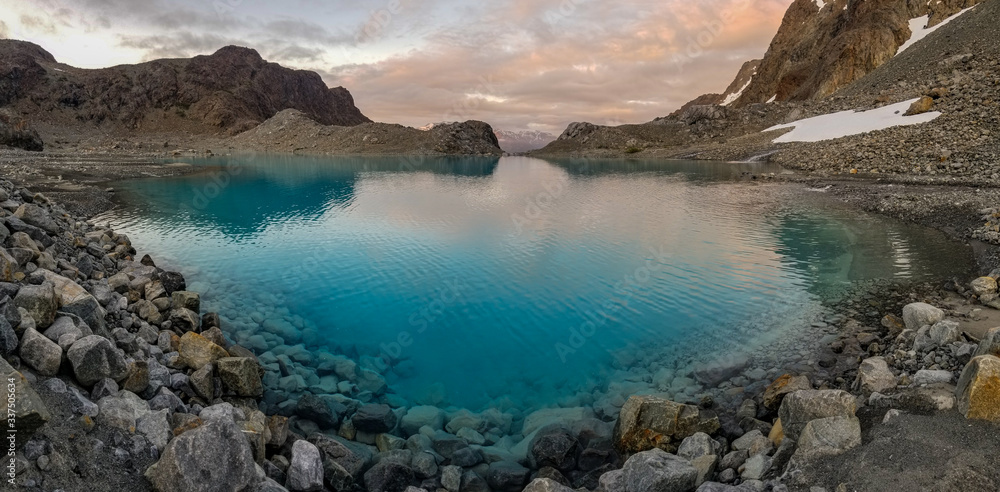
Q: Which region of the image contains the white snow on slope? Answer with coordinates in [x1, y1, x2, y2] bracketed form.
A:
[814, 0, 825, 9]
[896, 6, 976, 55]
[764, 98, 941, 143]
[721, 77, 753, 106]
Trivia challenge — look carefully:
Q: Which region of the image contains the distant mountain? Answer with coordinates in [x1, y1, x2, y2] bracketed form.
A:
[0, 40, 370, 138]
[493, 129, 556, 153]
[670, 60, 760, 117]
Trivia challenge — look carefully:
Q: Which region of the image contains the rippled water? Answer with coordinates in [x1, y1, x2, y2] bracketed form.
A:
[96, 155, 970, 410]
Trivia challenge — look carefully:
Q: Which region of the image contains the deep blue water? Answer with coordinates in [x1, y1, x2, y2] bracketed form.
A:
[96, 155, 969, 410]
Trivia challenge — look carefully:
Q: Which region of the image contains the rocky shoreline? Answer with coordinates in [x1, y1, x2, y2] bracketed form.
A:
[1, 152, 998, 492]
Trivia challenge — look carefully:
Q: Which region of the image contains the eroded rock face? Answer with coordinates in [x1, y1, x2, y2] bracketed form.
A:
[612, 395, 720, 454]
[0, 40, 371, 136]
[956, 355, 1000, 421]
[726, 0, 987, 105]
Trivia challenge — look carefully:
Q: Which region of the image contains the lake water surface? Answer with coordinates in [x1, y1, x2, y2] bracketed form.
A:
[95, 155, 971, 412]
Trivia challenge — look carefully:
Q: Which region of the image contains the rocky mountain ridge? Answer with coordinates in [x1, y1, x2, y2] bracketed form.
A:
[0, 40, 370, 141]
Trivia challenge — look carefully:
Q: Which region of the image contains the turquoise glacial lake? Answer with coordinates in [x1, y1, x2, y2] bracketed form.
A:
[96, 155, 971, 411]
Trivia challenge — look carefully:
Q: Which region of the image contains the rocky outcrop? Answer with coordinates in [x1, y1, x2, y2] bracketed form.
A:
[612, 395, 720, 454]
[232, 109, 504, 155]
[674, 59, 761, 113]
[0, 40, 370, 137]
[729, 0, 984, 106]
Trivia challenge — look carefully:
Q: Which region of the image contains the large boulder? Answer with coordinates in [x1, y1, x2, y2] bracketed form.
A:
[13, 203, 60, 234]
[529, 427, 580, 472]
[956, 355, 1000, 421]
[362, 460, 414, 492]
[296, 393, 341, 429]
[0, 355, 50, 447]
[352, 403, 397, 433]
[215, 357, 263, 397]
[853, 357, 896, 394]
[913, 320, 960, 353]
[308, 434, 372, 479]
[13, 282, 57, 328]
[67, 335, 129, 386]
[287, 439, 324, 492]
[18, 327, 62, 375]
[178, 331, 229, 370]
[794, 416, 861, 457]
[763, 374, 812, 410]
[621, 448, 698, 492]
[613, 395, 719, 454]
[901, 303, 944, 331]
[97, 390, 150, 432]
[145, 418, 257, 492]
[400, 405, 445, 435]
[777, 390, 856, 440]
[973, 327, 1000, 358]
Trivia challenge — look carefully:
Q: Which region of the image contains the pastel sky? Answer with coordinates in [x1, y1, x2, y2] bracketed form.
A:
[0, 0, 792, 134]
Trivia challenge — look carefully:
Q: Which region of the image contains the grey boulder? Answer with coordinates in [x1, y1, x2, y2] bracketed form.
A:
[144, 418, 257, 492]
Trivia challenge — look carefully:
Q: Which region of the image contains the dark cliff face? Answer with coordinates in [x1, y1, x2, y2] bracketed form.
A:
[730, 0, 983, 106]
[0, 40, 370, 134]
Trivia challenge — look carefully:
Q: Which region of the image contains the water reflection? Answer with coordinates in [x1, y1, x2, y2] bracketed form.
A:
[99, 155, 972, 409]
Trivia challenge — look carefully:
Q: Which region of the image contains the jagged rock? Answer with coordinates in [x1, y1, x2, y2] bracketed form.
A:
[0, 249, 16, 281]
[137, 409, 172, 452]
[67, 335, 129, 386]
[529, 427, 579, 472]
[973, 327, 1000, 358]
[904, 96, 935, 116]
[0, 314, 16, 357]
[215, 357, 263, 397]
[13, 282, 56, 328]
[794, 416, 861, 457]
[971, 277, 998, 296]
[13, 203, 59, 234]
[297, 394, 341, 429]
[352, 403, 396, 433]
[902, 303, 944, 331]
[0, 355, 49, 447]
[956, 355, 1000, 421]
[287, 439, 324, 492]
[97, 390, 150, 432]
[621, 448, 698, 492]
[763, 374, 811, 410]
[487, 461, 530, 491]
[178, 331, 229, 370]
[308, 434, 370, 479]
[853, 357, 896, 394]
[777, 390, 856, 440]
[613, 395, 720, 454]
[18, 327, 61, 375]
[914, 320, 960, 352]
[363, 460, 414, 492]
[169, 308, 200, 333]
[145, 418, 257, 492]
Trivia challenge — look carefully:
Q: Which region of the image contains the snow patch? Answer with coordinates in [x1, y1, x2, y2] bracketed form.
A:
[764, 99, 941, 143]
[813, 0, 825, 9]
[766, 95, 777, 103]
[896, 6, 976, 55]
[721, 77, 753, 106]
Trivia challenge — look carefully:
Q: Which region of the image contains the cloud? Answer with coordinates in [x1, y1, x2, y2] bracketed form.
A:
[0, 21, 8, 38]
[5, 0, 794, 133]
